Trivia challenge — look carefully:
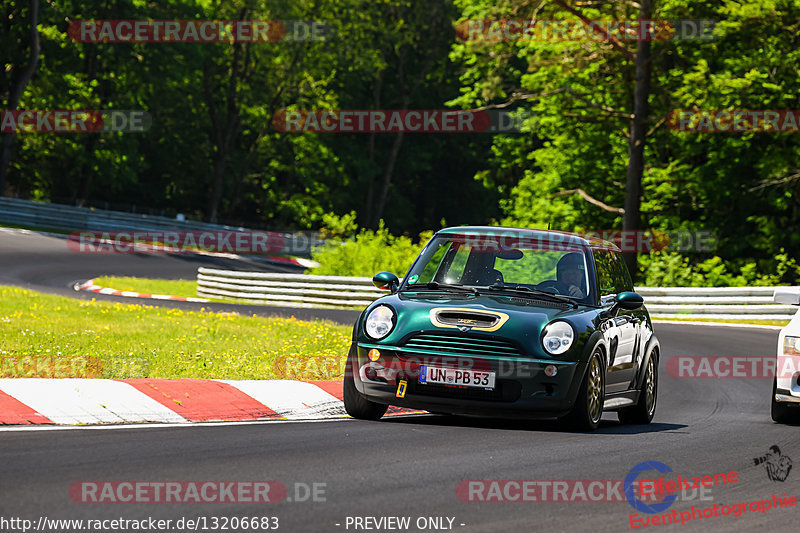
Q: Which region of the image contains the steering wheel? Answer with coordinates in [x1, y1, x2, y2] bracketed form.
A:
[536, 280, 564, 295]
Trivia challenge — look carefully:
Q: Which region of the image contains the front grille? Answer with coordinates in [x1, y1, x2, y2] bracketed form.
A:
[402, 333, 522, 358]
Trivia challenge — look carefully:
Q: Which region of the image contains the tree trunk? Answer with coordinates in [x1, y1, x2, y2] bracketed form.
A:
[203, 41, 243, 223]
[622, 0, 653, 277]
[363, 71, 383, 228]
[208, 155, 228, 222]
[0, 0, 40, 196]
[371, 129, 405, 227]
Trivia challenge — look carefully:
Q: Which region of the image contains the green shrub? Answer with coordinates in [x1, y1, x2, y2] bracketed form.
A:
[638, 251, 800, 287]
[309, 213, 432, 277]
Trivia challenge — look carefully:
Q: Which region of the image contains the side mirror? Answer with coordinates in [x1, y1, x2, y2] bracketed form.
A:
[373, 271, 399, 293]
[774, 288, 800, 305]
[616, 291, 644, 310]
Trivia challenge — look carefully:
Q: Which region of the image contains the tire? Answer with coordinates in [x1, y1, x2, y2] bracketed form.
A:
[618, 351, 658, 425]
[564, 351, 605, 431]
[771, 377, 794, 424]
[343, 349, 388, 421]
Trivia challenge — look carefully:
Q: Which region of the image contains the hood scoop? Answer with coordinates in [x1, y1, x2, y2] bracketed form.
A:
[430, 308, 509, 332]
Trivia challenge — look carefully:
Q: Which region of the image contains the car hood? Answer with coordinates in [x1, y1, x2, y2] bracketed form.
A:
[361, 291, 597, 358]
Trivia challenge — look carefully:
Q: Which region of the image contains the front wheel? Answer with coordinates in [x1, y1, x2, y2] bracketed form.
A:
[343, 349, 388, 421]
[563, 351, 604, 431]
[619, 352, 657, 425]
[771, 378, 794, 424]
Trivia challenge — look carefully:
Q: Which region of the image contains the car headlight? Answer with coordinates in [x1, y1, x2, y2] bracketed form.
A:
[542, 321, 574, 355]
[783, 336, 800, 356]
[365, 305, 395, 340]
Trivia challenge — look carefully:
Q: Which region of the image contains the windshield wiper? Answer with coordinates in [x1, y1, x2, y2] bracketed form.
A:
[416, 281, 480, 295]
[485, 284, 578, 308]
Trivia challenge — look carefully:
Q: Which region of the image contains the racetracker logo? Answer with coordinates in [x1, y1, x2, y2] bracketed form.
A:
[68, 20, 332, 43]
[69, 481, 326, 504]
[0, 110, 151, 133]
[455, 19, 716, 42]
[665, 356, 800, 379]
[456, 479, 709, 503]
[0, 354, 103, 378]
[67, 231, 285, 254]
[438, 230, 716, 253]
[668, 110, 800, 133]
[272, 109, 531, 133]
[272, 356, 346, 379]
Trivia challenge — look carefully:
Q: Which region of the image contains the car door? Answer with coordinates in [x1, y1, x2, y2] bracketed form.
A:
[593, 250, 637, 393]
[609, 251, 641, 389]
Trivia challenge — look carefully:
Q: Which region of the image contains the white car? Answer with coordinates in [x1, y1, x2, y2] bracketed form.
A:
[772, 287, 800, 423]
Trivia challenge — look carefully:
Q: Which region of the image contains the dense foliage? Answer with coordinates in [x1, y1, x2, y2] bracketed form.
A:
[3, 0, 800, 283]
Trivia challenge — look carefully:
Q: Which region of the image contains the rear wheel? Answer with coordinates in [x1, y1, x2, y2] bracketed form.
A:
[564, 351, 604, 431]
[771, 378, 794, 424]
[618, 352, 657, 425]
[343, 349, 388, 421]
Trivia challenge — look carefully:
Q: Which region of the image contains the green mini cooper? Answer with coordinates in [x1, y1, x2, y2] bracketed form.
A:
[343, 226, 660, 431]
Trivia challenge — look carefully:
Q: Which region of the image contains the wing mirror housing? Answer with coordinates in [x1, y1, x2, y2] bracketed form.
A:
[373, 272, 400, 293]
[616, 291, 644, 310]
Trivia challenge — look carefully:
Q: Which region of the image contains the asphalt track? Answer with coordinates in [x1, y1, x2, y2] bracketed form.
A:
[1, 230, 798, 533]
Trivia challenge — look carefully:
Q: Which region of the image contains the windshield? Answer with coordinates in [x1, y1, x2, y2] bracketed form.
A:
[403, 233, 594, 304]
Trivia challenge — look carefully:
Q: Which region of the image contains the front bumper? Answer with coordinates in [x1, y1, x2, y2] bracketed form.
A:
[351, 342, 584, 419]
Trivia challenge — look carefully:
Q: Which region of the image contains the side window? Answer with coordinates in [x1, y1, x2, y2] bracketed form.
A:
[593, 250, 617, 296]
[612, 252, 634, 292]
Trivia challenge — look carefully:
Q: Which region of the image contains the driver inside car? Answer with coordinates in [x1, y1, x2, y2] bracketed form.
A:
[554, 252, 586, 298]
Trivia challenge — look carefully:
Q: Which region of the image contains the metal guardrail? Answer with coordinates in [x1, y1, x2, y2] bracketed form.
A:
[196, 268, 799, 319]
[637, 287, 797, 319]
[0, 197, 322, 256]
[197, 268, 385, 308]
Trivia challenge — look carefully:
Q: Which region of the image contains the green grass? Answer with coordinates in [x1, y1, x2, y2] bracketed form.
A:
[0, 285, 350, 380]
[0, 222, 71, 234]
[653, 317, 790, 327]
[94, 276, 199, 299]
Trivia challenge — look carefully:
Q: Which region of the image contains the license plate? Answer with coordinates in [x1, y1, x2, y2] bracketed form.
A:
[419, 365, 495, 389]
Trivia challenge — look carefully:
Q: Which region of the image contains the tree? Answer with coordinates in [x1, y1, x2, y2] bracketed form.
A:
[0, 0, 40, 196]
[450, 0, 800, 279]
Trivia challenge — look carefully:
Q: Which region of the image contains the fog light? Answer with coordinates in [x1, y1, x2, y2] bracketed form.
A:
[368, 349, 381, 361]
[545, 365, 557, 377]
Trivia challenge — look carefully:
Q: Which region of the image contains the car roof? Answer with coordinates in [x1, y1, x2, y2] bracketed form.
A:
[435, 226, 621, 252]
